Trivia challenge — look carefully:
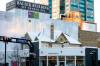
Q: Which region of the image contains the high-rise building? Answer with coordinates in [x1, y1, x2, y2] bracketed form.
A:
[31, 0, 48, 5]
[65, 0, 95, 31]
[23, 0, 94, 23]
[49, 0, 60, 19]
[39, 0, 48, 5]
[48, 0, 95, 31]
[65, 0, 94, 23]
[49, 0, 94, 22]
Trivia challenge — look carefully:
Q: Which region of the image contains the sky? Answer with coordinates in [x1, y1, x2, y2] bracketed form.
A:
[0, 0, 100, 32]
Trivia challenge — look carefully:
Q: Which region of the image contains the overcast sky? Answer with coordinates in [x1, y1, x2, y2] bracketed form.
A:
[0, 0, 100, 32]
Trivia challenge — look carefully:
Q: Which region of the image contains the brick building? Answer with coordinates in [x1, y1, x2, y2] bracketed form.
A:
[79, 30, 100, 47]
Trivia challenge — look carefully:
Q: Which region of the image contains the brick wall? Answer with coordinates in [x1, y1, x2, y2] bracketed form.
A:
[79, 30, 100, 47]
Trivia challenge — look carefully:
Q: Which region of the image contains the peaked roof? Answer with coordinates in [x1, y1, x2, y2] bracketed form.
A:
[53, 31, 81, 44]
[64, 34, 81, 44]
[25, 30, 81, 44]
[36, 30, 55, 42]
[25, 32, 39, 42]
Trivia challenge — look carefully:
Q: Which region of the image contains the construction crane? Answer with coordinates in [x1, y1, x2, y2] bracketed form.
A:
[0, 36, 38, 66]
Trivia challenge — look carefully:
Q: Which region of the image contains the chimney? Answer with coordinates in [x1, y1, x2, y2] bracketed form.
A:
[50, 23, 54, 40]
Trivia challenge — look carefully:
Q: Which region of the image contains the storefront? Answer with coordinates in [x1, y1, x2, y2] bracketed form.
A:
[39, 56, 85, 66]
[39, 48, 85, 66]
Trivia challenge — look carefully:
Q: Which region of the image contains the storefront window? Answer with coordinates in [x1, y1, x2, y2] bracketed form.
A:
[40, 56, 47, 66]
[59, 56, 65, 66]
[59, 56, 65, 61]
[40, 56, 85, 66]
[66, 56, 75, 66]
[48, 56, 57, 66]
[76, 56, 85, 66]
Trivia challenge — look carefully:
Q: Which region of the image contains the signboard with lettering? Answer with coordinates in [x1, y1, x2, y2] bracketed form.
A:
[6, 0, 49, 14]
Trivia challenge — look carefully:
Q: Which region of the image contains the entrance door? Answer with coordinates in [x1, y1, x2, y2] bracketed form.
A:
[85, 48, 98, 66]
[59, 62, 65, 66]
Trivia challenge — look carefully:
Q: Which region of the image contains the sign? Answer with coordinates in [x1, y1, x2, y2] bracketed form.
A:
[6, 0, 49, 13]
[6, 1, 15, 11]
[40, 48, 85, 56]
[19, 49, 29, 57]
[28, 11, 39, 19]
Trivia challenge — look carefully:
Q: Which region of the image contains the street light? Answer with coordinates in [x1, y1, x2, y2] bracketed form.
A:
[3, 36, 10, 66]
[0, 36, 36, 66]
[3, 37, 8, 66]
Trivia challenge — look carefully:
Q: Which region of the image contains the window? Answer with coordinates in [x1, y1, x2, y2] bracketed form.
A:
[48, 56, 57, 66]
[40, 56, 47, 66]
[66, 56, 75, 66]
[76, 56, 85, 66]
